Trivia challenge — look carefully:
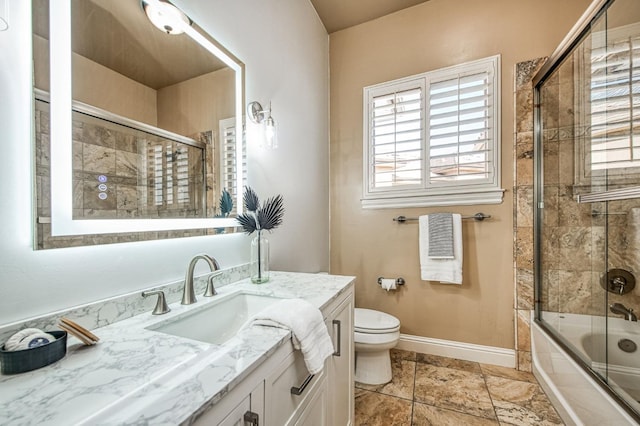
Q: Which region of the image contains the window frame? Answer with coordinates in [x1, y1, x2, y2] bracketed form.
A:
[362, 55, 504, 209]
[574, 23, 640, 189]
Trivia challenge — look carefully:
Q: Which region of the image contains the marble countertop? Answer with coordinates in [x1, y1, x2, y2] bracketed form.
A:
[0, 272, 354, 425]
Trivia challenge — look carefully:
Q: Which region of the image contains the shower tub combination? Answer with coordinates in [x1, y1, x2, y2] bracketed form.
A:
[532, 313, 640, 424]
[532, 0, 640, 423]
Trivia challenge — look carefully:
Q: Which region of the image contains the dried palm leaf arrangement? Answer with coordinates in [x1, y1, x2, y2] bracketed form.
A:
[237, 186, 284, 234]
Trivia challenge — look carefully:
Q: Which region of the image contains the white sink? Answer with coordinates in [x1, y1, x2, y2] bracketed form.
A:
[147, 292, 283, 344]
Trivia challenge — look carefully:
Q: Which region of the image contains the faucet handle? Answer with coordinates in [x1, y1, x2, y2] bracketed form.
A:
[142, 290, 171, 315]
[204, 271, 223, 297]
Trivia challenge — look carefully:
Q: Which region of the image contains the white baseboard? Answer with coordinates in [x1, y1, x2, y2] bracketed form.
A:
[397, 333, 516, 368]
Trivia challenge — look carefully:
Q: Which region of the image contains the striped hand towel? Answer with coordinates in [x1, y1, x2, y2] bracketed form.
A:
[427, 213, 454, 259]
[419, 213, 463, 284]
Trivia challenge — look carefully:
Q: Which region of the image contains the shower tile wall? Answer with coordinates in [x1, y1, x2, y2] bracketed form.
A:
[34, 100, 214, 249]
[515, 54, 640, 371]
[514, 58, 547, 372]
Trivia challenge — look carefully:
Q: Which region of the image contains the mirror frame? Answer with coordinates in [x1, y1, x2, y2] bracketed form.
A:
[48, 0, 244, 236]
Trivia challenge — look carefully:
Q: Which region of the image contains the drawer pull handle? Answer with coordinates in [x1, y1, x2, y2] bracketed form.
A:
[244, 410, 259, 426]
[290, 374, 315, 395]
[332, 319, 341, 357]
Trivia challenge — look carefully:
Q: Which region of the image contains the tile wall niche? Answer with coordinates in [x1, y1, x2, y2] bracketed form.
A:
[34, 100, 233, 249]
[515, 57, 640, 372]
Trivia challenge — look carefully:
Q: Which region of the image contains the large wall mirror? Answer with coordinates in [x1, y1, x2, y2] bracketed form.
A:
[32, 0, 245, 248]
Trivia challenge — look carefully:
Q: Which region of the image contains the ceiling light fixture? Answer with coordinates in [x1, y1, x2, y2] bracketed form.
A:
[141, 0, 192, 35]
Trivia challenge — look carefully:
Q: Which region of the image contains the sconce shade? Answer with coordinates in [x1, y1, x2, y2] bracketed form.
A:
[264, 116, 278, 149]
[247, 101, 278, 149]
[141, 0, 192, 35]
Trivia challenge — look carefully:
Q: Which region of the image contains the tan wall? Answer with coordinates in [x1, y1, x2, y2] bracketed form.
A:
[33, 35, 158, 125]
[157, 67, 235, 137]
[329, 0, 592, 349]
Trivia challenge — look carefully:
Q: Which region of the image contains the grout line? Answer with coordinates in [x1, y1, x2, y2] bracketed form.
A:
[482, 365, 502, 423]
[410, 352, 417, 424]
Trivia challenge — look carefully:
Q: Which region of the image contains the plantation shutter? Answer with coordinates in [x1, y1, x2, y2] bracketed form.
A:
[370, 84, 424, 189]
[362, 55, 502, 208]
[220, 118, 246, 214]
[589, 34, 640, 171]
[427, 71, 494, 185]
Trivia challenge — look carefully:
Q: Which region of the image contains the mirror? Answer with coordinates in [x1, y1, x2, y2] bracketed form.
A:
[32, 0, 244, 244]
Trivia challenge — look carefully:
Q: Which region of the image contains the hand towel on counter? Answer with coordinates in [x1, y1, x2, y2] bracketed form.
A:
[419, 213, 463, 284]
[246, 298, 334, 374]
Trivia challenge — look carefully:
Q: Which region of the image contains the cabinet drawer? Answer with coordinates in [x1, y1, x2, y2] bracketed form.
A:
[265, 345, 325, 426]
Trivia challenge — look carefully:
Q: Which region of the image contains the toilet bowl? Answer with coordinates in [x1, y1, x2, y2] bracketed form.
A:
[354, 308, 401, 385]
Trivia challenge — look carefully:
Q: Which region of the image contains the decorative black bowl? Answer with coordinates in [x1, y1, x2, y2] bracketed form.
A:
[0, 330, 67, 374]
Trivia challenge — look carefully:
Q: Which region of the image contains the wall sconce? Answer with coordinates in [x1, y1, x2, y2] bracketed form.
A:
[247, 101, 278, 149]
[141, 0, 192, 35]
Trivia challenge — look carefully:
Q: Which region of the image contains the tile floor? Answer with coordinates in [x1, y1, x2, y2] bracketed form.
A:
[355, 349, 563, 425]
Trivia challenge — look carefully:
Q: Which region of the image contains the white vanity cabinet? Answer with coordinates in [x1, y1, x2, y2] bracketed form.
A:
[265, 347, 327, 425]
[193, 286, 354, 426]
[193, 377, 265, 426]
[217, 384, 263, 426]
[325, 292, 354, 426]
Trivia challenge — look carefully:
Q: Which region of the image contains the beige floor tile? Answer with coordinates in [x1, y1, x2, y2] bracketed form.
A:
[414, 363, 496, 420]
[354, 388, 413, 426]
[416, 353, 482, 374]
[354, 351, 564, 426]
[356, 358, 416, 400]
[485, 376, 563, 425]
[412, 402, 500, 425]
[392, 348, 417, 362]
[480, 363, 537, 383]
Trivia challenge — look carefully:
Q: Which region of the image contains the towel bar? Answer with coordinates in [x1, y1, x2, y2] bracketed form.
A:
[393, 213, 491, 223]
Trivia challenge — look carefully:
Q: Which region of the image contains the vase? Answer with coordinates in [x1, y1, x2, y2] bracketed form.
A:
[250, 230, 270, 283]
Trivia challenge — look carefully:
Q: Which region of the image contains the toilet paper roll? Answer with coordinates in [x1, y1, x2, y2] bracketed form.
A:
[380, 278, 397, 291]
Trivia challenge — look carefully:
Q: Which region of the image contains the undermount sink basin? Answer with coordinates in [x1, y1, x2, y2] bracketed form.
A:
[147, 292, 283, 344]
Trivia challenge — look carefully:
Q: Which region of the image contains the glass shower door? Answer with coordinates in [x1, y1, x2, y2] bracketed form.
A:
[536, 0, 640, 415]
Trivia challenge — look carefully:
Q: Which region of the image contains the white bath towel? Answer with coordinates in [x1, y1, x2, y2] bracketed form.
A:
[247, 298, 334, 374]
[419, 213, 463, 284]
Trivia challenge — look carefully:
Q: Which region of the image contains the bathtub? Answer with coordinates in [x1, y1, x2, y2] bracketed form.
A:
[531, 311, 639, 425]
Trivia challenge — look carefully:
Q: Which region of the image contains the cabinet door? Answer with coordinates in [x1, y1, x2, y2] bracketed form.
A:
[294, 382, 327, 426]
[194, 381, 264, 426]
[326, 294, 354, 426]
[217, 395, 250, 426]
[265, 345, 326, 426]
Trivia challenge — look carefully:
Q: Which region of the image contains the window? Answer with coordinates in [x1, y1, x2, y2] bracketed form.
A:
[582, 24, 640, 181]
[362, 55, 503, 208]
[219, 117, 247, 215]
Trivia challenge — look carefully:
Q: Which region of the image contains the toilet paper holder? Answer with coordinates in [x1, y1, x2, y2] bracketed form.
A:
[377, 277, 405, 286]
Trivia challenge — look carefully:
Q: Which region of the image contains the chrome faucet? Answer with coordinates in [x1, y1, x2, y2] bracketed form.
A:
[610, 303, 638, 322]
[182, 254, 220, 305]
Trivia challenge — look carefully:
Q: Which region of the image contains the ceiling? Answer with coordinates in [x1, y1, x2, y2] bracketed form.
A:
[32, 0, 431, 88]
[33, 0, 227, 90]
[310, 0, 431, 33]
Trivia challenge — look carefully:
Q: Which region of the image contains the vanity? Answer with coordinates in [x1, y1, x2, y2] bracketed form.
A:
[0, 272, 355, 425]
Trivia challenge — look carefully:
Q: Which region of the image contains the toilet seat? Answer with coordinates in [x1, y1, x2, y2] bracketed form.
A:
[354, 330, 400, 345]
[354, 308, 400, 334]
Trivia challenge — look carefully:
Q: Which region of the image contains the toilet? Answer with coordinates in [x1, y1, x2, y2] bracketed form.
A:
[354, 308, 401, 385]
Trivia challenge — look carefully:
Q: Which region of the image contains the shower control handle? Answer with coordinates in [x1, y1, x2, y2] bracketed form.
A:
[601, 269, 636, 296]
[612, 276, 626, 294]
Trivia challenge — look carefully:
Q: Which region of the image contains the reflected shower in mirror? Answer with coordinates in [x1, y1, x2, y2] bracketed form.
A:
[32, 0, 245, 248]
